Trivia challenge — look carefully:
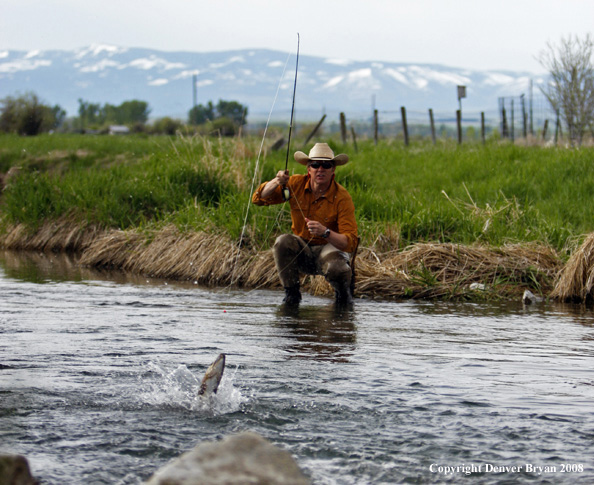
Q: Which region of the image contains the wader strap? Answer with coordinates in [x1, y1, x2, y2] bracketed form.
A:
[350, 236, 360, 297]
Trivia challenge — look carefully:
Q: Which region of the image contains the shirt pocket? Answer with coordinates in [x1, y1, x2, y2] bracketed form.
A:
[322, 210, 338, 230]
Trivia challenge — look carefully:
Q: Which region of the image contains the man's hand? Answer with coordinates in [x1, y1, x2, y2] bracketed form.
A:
[275, 170, 290, 186]
[305, 218, 327, 237]
[305, 217, 348, 250]
[261, 170, 290, 198]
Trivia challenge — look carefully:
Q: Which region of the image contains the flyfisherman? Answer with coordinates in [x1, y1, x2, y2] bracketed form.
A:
[252, 143, 358, 306]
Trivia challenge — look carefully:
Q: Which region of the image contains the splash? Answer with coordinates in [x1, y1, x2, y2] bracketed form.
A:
[137, 361, 247, 414]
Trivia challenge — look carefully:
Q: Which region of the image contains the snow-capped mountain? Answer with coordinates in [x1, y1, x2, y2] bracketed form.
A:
[0, 44, 545, 123]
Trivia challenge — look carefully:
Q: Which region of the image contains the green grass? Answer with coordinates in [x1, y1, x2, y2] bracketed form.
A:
[1, 133, 594, 255]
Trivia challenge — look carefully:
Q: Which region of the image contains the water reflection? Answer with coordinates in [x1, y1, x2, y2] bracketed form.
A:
[275, 303, 357, 362]
[0, 250, 194, 288]
[0, 249, 87, 283]
[553, 302, 594, 327]
[410, 294, 594, 325]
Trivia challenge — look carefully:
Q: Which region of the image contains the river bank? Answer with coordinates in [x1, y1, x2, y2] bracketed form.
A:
[0, 219, 563, 301]
[4, 134, 594, 302]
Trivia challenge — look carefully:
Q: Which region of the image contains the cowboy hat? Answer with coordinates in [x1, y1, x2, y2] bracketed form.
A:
[294, 142, 349, 166]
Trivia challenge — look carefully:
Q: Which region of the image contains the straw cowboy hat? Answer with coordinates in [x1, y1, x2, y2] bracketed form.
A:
[294, 143, 349, 166]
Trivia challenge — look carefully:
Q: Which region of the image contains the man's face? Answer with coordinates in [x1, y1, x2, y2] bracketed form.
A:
[307, 160, 335, 186]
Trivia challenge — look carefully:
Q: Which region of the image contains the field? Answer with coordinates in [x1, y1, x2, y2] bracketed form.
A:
[1, 133, 593, 300]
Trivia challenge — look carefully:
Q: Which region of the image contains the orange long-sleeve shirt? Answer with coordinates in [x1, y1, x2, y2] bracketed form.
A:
[252, 174, 358, 253]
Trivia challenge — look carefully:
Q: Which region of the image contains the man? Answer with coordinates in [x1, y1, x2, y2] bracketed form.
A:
[252, 142, 358, 306]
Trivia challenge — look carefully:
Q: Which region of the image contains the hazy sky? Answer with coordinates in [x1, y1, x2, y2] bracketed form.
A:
[1, 0, 592, 73]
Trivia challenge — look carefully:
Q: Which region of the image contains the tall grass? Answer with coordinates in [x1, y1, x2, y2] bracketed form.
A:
[2, 133, 594, 254]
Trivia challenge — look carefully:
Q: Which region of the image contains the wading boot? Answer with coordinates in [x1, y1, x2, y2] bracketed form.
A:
[282, 285, 302, 306]
[334, 284, 354, 308]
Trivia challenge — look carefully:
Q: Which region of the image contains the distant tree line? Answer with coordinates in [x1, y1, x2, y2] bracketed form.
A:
[0, 92, 65, 135]
[188, 99, 248, 136]
[77, 99, 150, 130]
[0, 91, 249, 137]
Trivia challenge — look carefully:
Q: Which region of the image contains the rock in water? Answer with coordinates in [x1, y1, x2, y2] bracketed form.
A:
[522, 289, 538, 305]
[145, 432, 310, 485]
[0, 454, 38, 485]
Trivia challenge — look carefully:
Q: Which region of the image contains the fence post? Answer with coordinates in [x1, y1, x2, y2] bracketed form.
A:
[340, 112, 347, 144]
[429, 108, 436, 145]
[529, 79, 534, 136]
[481, 112, 486, 145]
[521, 94, 527, 138]
[511, 99, 515, 143]
[542, 119, 549, 141]
[303, 114, 326, 147]
[400, 106, 409, 146]
[350, 126, 358, 152]
[271, 137, 285, 151]
[456, 110, 462, 144]
[502, 107, 508, 138]
[373, 109, 379, 145]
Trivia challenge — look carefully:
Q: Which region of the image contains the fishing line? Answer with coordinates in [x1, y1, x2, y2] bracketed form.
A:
[229, 33, 322, 293]
[246, 192, 325, 293]
[229, 48, 293, 287]
[282, 33, 300, 202]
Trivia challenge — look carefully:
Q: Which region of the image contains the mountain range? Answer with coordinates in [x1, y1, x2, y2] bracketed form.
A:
[0, 44, 546, 124]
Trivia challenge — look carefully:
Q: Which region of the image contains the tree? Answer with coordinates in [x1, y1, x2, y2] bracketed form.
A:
[117, 100, 150, 124]
[188, 101, 215, 125]
[78, 99, 104, 129]
[77, 99, 150, 129]
[0, 92, 64, 135]
[187, 99, 248, 136]
[537, 34, 594, 146]
[51, 105, 67, 129]
[216, 100, 247, 126]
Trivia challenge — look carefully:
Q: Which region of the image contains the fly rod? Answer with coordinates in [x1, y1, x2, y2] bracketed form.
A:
[282, 33, 300, 201]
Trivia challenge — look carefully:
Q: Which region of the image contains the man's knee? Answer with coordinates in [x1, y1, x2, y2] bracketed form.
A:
[324, 255, 352, 285]
[274, 234, 299, 254]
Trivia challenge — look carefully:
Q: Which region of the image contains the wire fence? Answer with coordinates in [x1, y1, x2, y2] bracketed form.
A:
[246, 93, 565, 144]
[497, 93, 559, 141]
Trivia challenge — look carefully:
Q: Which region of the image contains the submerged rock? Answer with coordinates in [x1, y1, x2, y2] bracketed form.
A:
[145, 431, 310, 485]
[0, 454, 38, 485]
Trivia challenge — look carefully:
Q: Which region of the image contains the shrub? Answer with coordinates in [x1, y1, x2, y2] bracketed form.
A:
[151, 117, 182, 135]
[0, 92, 65, 135]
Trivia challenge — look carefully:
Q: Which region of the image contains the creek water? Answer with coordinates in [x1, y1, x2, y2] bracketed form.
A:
[1, 250, 593, 484]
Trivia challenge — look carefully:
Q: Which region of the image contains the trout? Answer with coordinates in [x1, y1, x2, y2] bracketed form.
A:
[198, 353, 225, 396]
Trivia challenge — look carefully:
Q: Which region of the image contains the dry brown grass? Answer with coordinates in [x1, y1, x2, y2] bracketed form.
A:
[309, 242, 561, 300]
[551, 233, 594, 302]
[0, 217, 102, 252]
[78, 226, 282, 290]
[0, 220, 564, 301]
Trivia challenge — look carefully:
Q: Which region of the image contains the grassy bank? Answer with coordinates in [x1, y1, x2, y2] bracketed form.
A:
[1, 133, 593, 300]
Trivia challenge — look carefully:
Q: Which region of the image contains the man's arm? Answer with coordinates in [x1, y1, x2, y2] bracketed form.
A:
[334, 195, 358, 252]
[260, 170, 290, 198]
[252, 170, 290, 206]
[305, 218, 349, 251]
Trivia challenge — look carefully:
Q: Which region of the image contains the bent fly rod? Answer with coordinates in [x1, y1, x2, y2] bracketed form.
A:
[282, 33, 300, 201]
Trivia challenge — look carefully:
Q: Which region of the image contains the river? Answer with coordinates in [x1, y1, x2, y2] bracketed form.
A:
[1, 250, 593, 484]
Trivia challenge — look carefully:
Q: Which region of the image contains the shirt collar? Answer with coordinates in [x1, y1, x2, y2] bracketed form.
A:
[304, 174, 337, 198]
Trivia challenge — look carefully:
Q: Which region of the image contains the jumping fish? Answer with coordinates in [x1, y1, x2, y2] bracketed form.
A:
[198, 353, 225, 396]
